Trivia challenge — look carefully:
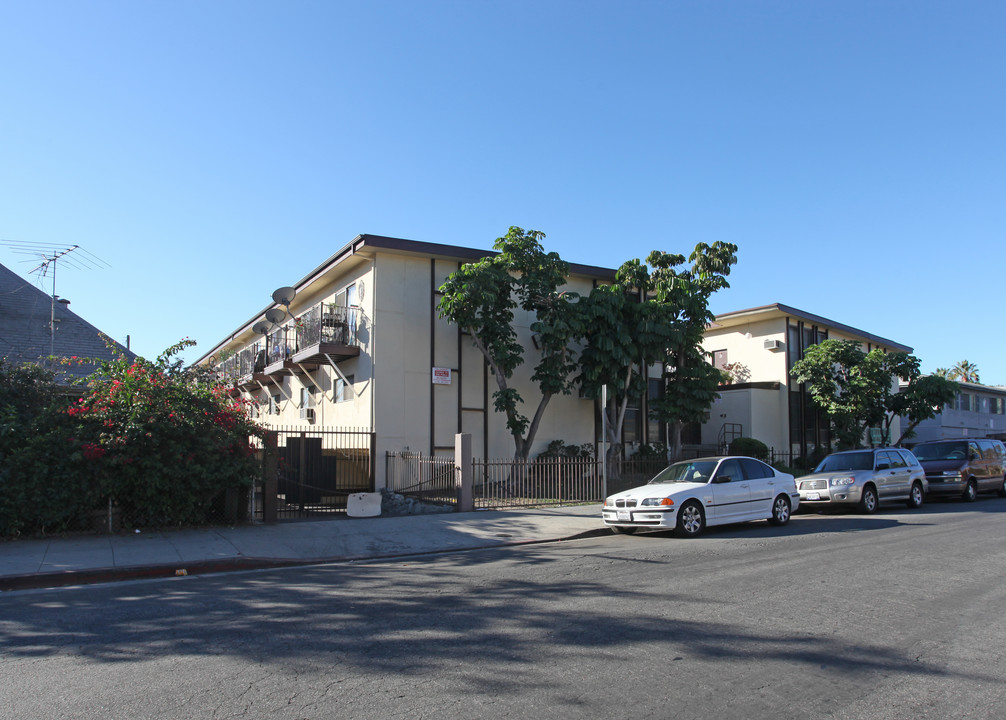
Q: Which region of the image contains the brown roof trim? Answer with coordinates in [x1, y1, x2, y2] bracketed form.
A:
[713, 303, 913, 353]
[354, 234, 617, 279]
[196, 234, 617, 364]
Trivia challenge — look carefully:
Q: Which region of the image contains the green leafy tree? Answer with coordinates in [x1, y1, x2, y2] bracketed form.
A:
[647, 243, 738, 461]
[791, 341, 951, 450]
[437, 227, 581, 460]
[886, 373, 959, 445]
[790, 340, 893, 449]
[576, 264, 668, 474]
[577, 242, 737, 466]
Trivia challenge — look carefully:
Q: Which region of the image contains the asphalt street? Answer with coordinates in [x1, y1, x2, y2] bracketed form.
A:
[3, 498, 1006, 719]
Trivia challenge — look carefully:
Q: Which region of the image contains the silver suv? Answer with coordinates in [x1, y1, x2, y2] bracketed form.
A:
[797, 448, 928, 513]
[910, 439, 1006, 501]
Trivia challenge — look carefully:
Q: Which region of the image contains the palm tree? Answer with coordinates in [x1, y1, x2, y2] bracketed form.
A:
[951, 360, 980, 384]
[933, 367, 952, 378]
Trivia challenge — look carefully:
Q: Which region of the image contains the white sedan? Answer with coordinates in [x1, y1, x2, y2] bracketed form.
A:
[601, 456, 800, 538]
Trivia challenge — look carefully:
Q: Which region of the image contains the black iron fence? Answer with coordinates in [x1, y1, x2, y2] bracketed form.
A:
[255, 426, 375, 520]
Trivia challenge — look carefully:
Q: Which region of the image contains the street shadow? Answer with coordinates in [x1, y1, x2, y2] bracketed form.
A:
[2, 546, 1000, 693]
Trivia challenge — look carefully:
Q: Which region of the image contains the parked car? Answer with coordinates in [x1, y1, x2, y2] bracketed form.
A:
[909, 439, 1006, 501]
[601, 456, 800, 538]
[796, 448, 927, 513]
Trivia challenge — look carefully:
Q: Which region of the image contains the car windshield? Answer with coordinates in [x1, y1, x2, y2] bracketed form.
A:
[912, 442, 968, 461]
[647, 460, 719, 485]
[815, 451, 874, 472]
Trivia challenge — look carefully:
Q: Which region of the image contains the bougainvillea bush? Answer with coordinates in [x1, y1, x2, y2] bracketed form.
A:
[0, 340, 264, 535]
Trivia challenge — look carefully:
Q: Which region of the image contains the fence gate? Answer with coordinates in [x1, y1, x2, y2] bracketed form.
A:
[258, 427, 375, 520]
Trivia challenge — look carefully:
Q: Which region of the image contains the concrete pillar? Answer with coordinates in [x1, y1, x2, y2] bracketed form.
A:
[455, 432, 474, 512]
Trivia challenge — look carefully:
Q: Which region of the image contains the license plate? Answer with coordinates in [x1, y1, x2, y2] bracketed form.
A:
[617, 511, 630, 522]
[807, 492, 821, 500]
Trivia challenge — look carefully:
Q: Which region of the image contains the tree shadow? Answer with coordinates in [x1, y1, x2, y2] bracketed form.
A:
[2, 547, 999, 693]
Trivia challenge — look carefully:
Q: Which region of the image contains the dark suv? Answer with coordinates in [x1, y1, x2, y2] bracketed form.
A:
[910, 439, 1006, 501]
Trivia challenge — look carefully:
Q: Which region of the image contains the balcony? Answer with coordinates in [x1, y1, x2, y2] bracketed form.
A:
[290, 304, 361, 366]
[212, 301, 361, 387]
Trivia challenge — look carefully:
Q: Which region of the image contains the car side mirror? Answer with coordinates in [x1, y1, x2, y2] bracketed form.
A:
[876, 462, 890, 470]
[713, 475, 732, 484]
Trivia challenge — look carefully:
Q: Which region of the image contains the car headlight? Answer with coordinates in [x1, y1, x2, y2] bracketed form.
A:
[830, 476, 855, 486]
[603, 498, 613, 507]
[641, 497, 675, 507]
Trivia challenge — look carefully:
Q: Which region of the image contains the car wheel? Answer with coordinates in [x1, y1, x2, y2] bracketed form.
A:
[858, 485, 879, 514]
[768, 495, 791, 526]
[906, 482, 924, 509]
[997, 477, 1006, 498]
[610, 526, 637, 535]
[963, 479, 978, 502]
[674, 501, 705, 538]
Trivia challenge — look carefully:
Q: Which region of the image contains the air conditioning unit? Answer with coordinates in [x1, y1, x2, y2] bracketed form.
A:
[764, 339, 784, 352]
[300, 407, 316, 422]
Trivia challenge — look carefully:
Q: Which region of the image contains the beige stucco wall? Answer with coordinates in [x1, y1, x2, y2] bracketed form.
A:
[704, 386, 787, 452]
[703, 316, 788, 383]
[364, 252, 598, 483]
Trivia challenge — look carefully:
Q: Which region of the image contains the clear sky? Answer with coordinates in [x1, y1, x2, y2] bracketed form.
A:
[2, 1, 1004, 382]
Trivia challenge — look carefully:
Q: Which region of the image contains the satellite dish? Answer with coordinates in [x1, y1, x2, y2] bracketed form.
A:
[252, 320, 270, 335]
[272, 286, 296, 306]
[265, 308, 286, 324]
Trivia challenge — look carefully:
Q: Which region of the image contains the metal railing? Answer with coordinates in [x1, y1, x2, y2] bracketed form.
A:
[473, 456, 603, 508]
[385, 452, 457, 505]
[296, 304, 358, 347]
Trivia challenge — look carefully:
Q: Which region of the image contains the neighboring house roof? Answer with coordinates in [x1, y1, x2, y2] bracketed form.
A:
[710, 302, 913, 353]
[0, 261, 134, 384]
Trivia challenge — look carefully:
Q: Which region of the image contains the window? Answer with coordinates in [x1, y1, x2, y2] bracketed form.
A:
[739, 458, 773, 479]
[712, 350, 727, 370]
[300, 386, 317, 409]
[956, 393, 973, 412]
[336, 375, 354, 402]
[715, 458, 744, 482]
[270, 394, 281, 415]
[990, 397, 1005, 415]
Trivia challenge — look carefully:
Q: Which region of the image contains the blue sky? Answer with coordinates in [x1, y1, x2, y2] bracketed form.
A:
[2, 1, 1004, 381]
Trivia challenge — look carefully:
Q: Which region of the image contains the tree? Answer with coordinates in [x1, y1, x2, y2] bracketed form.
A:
[576, 261, 672, 474]
[791, 340, 955, 450]
[950, 360, 980, 384]
[887, 373, 959, 446]
[647, 243, 738, 460]
[577, 242, 737, 466]
[437, 227, 581, 461]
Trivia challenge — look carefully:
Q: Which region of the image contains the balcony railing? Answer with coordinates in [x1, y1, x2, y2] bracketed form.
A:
[213, 302, 361, 382]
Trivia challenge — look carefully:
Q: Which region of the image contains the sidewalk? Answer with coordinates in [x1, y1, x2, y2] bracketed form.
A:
[0, 505, 605, 592]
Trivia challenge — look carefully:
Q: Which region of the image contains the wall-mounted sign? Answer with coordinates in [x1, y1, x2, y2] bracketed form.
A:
[432, 367, 452, 385]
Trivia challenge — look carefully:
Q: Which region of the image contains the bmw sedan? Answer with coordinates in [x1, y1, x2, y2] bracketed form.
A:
[796, 447, 927, 513]
[601, 456, 800, 538]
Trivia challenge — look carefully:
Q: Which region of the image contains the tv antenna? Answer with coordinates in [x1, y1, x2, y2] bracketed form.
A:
[0, 240, 109, 356]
